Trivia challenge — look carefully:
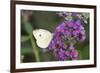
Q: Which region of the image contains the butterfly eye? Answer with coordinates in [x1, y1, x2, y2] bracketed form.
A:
[39, 34, 42, 37]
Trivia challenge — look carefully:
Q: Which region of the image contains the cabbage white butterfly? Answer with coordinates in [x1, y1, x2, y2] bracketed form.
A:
[33, 29, 53, 48]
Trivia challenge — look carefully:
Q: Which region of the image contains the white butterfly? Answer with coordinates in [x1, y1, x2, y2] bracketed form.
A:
[33, 29, 53, 48]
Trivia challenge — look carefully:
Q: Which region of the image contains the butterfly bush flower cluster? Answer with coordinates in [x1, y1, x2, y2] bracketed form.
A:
[48, 12, 88, 61]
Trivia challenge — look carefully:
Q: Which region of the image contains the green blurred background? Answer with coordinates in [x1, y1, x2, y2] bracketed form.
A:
[21, 10, 89, 63]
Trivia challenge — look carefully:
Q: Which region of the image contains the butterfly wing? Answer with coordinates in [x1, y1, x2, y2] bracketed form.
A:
[33, 29, 53, 48]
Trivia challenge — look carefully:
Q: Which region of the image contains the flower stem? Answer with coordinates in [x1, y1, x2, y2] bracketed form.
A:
[30, 36, 40, 62]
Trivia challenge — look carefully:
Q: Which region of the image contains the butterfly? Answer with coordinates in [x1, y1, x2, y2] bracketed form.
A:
[33, 29, 53, 49]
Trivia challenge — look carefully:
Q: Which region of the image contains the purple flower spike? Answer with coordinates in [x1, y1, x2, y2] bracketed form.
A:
[66, 21, 74, 27]
[79, 25, 84, 30]
[73, 30, 79, 37]
[75, 20, 81, 26]
[72, 12, 78, 16]
[62, 43, 67, 49]
[65, 51, 69, 56]
[57, 12, 67, 17]
[79, 35, 86, 42]
[64, 30, 71, 37]
[66, 42, 79, 60]
[48, 12, 86, 61]
[69, 49, 79, 60]
[69, 45, 74, 50]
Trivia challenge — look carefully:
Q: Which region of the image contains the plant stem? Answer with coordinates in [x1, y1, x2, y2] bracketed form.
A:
[30, 36, 40, 62]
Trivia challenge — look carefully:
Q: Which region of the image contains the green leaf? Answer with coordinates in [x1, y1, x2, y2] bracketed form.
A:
[21, 36, 30, 42]
[31, 11, 62, 32]
[39, 51, 57, 62]
[21, 39, 33, 54]
[81, 45, 89, 59]
[21, 39, 37, 62]
[22, 17, 33, 35]
[78, 45, 89, 60]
